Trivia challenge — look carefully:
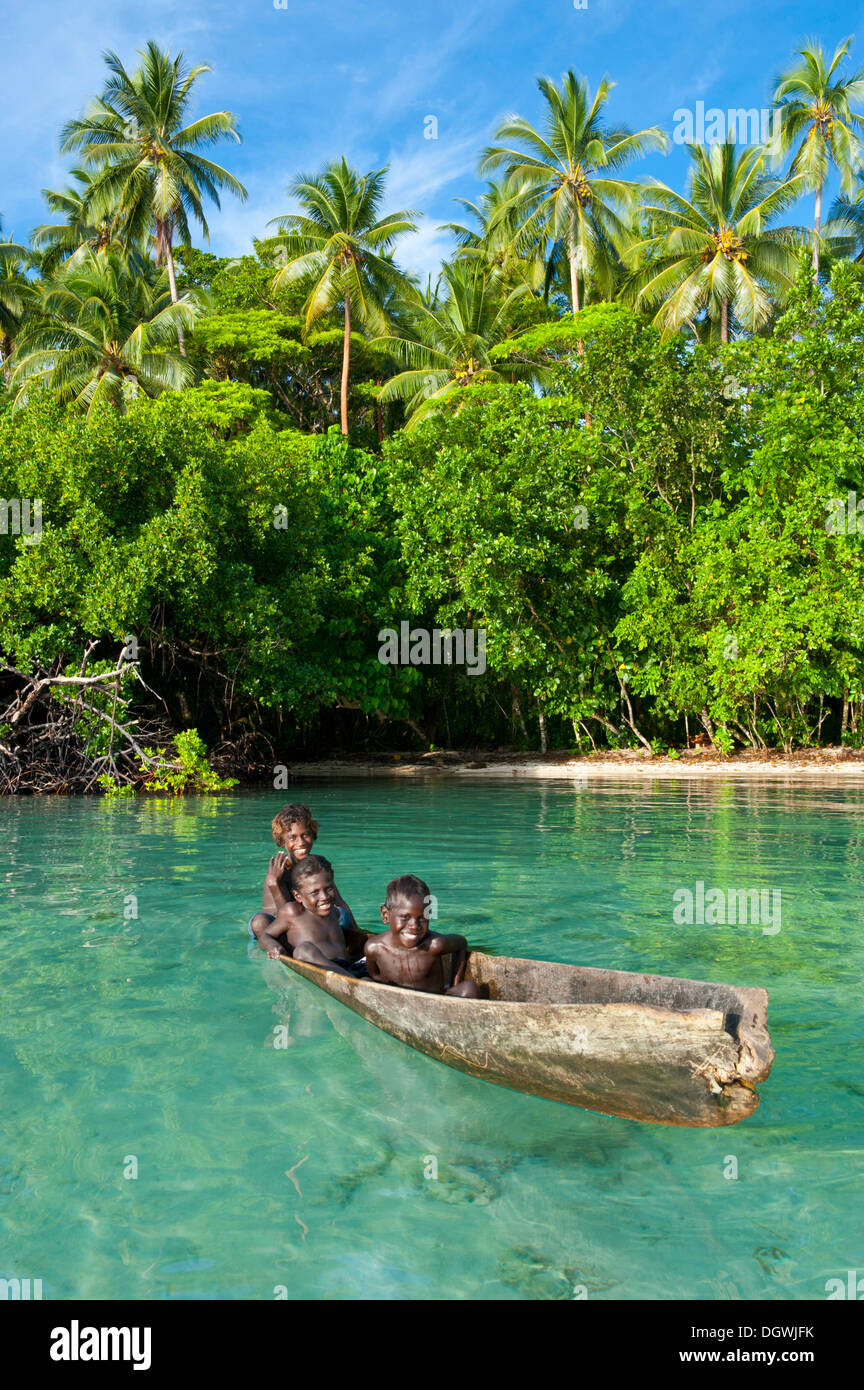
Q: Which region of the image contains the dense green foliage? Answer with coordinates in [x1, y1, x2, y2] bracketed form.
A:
[0, 391, 402, 732]
[2, 34, 864, 782]
[2, 268, 863, 764]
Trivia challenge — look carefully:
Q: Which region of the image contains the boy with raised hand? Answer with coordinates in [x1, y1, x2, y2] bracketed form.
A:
[365, 875, 480, 997]
[266, 854, 362, 976]
[249, 803, 355, 953]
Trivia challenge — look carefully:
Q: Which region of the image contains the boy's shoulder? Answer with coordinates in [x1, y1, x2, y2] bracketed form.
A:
[425, 930, 464, 952]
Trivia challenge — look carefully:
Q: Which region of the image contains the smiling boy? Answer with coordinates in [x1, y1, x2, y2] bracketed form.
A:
[249, 803, 355, 954]
[265, 854, 361, 976]
[365, 875, 479, 997]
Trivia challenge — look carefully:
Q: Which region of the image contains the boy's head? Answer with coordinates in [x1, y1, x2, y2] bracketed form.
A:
[272, 804, 319, 859]
[290, 854, 336, 917]
[381, 874, 432, 948]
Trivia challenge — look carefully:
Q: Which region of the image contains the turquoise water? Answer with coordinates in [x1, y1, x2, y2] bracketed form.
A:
[1, 779, 862, 1301]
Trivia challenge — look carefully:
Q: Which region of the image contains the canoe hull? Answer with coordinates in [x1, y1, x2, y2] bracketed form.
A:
[278, 949, 773, 1127]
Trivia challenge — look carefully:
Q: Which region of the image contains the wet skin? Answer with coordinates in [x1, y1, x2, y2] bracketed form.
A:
[269, 870, 355, 976]
[252, 819, 355, 955]
[260, 821, 314, 914]
[365, 893, 479, 997]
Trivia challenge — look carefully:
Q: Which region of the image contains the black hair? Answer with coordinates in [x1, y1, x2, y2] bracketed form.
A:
[290, 853, 333, 890]
[272, 803, 319, 846]
[385, 874, 430, 908]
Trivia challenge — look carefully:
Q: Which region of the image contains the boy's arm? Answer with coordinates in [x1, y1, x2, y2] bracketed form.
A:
[432, 934, 470, 986]
[262, 852, 293, 913]
[363, 938, 384, 982]
[257, 904, 304, 959]
[252, 917, 287, 960]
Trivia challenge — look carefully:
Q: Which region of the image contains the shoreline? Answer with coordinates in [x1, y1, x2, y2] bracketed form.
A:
[281, 748, 864, 782]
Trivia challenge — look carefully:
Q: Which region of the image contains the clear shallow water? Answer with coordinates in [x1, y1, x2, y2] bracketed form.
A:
[1, 779, 862, 1301]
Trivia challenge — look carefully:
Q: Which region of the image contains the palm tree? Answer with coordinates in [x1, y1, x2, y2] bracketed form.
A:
[268, 159, 418, 434]
[825, 177, 864, 260]
[444, 180, 534, 263]
[480, 72, 667, 316]
[373, 260, 533, 427]
[772, 36, 864, 277]
[442, 179, 549, 297]
[442, 180, 517, 251]
[31, 170, 128, 274]
[0, 221, 34, 377]
[60, 41, 247, 351]
[10, 247, 197, 413]
[623, 142, 808, 342]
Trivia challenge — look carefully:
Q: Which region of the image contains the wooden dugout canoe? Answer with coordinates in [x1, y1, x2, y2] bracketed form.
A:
[277, 945, 774, 1127]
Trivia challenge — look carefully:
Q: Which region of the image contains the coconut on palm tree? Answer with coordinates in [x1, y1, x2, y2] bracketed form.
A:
[623, 141, 808, 342]
[268, 159, 418, 434]
[10, 247, 197, 413]
[772, 36, 864, 277]
[373, 259, 534, 427]
[480, 72, 668, 317]
[60, 41, 247, 351]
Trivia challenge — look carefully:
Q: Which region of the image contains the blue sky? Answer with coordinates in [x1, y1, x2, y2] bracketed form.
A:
[3, 0, 864, 279]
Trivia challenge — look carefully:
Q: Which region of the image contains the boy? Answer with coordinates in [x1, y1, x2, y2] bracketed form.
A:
[250, 803, 354, 952]
[365, 875, 479, 997]
[262, 854, 362, 977]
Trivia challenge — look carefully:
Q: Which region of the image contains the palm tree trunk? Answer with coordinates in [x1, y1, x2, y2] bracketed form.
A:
[340, 291, 351, 435]
[164, 239, 186, 357]
[568, 238, 581, 315]
[568, 223, 585, 361]
[721, 298, 729, 344]
[568, 220, 590, 425]
[1, 334, 13, 385]
[812, 182, 823, 279]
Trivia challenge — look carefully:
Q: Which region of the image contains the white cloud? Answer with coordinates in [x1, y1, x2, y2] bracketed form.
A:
[383, 127, 487, 211]
[378, 125, 492, 279]
[206, 122, 488, 278]
[206, 174, 288, 257]
[397, 219, 458, 284]
[368, 5, 491, 121]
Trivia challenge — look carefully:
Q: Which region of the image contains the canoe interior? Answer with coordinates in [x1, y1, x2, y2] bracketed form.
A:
[349, 929, 768, 1047]
[468, 951, 749, 1015]
[464, 951, 774, 1078]
[280, 935, 774, 1126]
